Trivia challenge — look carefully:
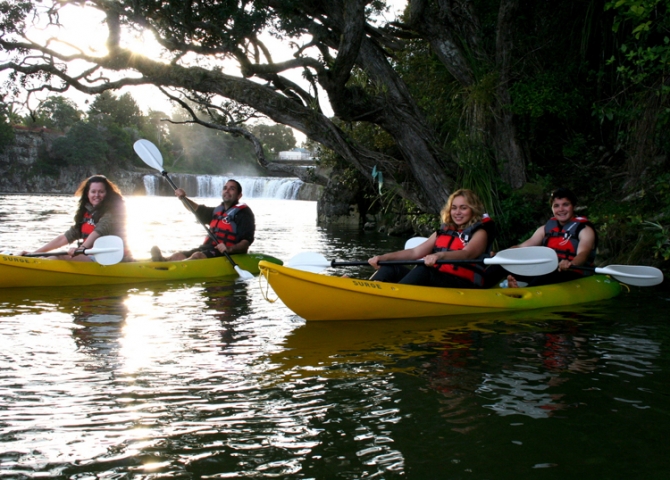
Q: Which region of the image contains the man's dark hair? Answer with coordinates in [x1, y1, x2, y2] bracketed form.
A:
[228, 179, 242, 194]
[550, 188, 577, 206]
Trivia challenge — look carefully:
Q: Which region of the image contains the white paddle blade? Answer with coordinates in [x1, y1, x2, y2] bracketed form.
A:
[485, 246, 558, 276]
[133, 139, 164, 171]
[286, 252, 331, 273]
[405, 237, 428, 249]
[88, 235, 124, 265]
[234, 266, 255, 280]
[595, 265, 663, 287]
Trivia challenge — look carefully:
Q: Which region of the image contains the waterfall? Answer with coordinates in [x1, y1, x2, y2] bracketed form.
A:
[142, 174, 309, 200]
[143, 176, 158, 196]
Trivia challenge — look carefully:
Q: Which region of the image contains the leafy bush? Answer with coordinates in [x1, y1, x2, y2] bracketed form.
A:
[51, 122, 109, 166]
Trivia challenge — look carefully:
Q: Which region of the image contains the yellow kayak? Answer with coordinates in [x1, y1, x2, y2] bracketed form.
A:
[0, 253, 282, 288]
[259, 261, 622, 321]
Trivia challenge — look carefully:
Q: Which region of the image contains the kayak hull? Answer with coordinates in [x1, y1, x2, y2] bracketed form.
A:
[0, 254, 282, 288]
[258, 261, 622, 321]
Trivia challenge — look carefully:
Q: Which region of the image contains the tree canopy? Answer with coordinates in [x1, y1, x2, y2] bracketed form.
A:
[1, 0, 668, 216]
[22, 95, 82, 131]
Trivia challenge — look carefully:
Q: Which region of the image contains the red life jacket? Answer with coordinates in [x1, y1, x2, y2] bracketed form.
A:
[80, 211, 96, 240]
[542, 217, 596, 274]
[433, 215, 494, 287]
[78, 210, 132, 259]
[205, 204, 247, 248]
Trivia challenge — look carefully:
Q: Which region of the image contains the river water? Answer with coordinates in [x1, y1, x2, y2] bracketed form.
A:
[0, 194, 669, 479]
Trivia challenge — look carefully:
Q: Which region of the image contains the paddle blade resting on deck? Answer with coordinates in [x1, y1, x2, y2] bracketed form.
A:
[483, 246, 558, 276]
[21, 235, 125, 266]
[85, 235, 125, 265]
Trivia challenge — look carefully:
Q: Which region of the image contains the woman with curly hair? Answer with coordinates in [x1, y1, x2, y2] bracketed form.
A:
[367, 189, 495, 288]
[25, 175, 131, 261]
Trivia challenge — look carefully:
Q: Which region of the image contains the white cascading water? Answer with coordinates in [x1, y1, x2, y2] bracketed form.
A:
[143, 174, 305, 199]
[143, 176, 157, 196]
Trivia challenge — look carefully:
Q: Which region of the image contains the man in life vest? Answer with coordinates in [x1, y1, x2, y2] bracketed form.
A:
[506, 188, 597, 287]
[151, 179, 255, 261]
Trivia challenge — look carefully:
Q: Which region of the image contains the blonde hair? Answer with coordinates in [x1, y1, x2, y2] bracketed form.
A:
[440, 189, 485, 228]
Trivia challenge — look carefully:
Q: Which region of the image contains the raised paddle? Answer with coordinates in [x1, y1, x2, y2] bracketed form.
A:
[20, 235, 124, 266]
[133, 139, 254, 280]
[286, 246, 559, 276]
[571, 265, 663, 287]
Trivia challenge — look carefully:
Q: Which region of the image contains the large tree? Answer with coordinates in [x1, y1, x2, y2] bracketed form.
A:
[0, 0, 621, 212]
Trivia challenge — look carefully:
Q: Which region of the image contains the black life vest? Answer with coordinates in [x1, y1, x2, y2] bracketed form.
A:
[433, 215, 494, 286]
[205, 204, 247, 248]
[542, 216, 597, 271]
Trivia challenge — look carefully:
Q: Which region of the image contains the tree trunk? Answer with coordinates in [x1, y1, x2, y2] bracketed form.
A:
[408, 0, 527, 189]
[493, 0, 526, 188]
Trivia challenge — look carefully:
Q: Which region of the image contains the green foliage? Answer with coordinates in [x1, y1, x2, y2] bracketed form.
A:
[0, 0, 32, 36]
[509, 74, 585, 120]
[51, 122, 109, 167]
[394, 40, 460, 142]
[88, 92, 143, 129]
[32, 147, 67, 176]
[251, 123, 297, 156]
[0, 100, 15, 152]
[453, 133, 499, 217]
[636, 170, 670, 266]
[587, 166, 670, 272]
[491, 183, 549, 249]
[643, 221, 670, 260]
[24, 96, 82, 131]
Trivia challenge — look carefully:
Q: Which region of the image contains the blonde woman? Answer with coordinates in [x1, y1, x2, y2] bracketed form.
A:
[368, 189, 494, 288]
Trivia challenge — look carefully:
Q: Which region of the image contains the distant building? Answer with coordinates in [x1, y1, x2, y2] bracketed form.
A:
[277, 148, 315, 165]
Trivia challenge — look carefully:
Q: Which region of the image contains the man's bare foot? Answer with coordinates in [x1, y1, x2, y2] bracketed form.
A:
[507, 275, 519, 288]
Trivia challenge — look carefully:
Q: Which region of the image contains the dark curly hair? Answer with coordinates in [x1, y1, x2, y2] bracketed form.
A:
[73, 175, 125, 225]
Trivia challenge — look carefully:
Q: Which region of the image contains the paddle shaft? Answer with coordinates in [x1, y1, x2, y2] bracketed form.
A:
[332, 259, 488, 267]
[22, 247, 117, 257]
[160, 171, 244, 270]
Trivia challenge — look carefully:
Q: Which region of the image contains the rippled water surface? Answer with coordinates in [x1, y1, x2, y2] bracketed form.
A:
[1, 194, 669, 479]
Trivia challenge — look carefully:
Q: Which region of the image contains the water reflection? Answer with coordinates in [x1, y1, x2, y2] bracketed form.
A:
[73, 314, 126, 357]
[2, 196, 670, 478]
